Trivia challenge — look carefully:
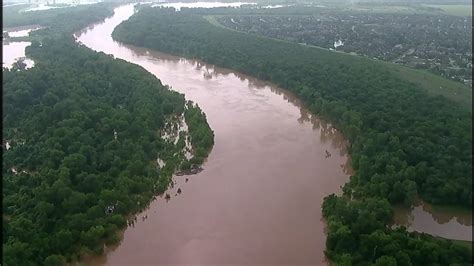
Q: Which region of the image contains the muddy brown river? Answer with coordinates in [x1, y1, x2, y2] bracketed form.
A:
[72, 4, 473, 265]
[76, 4, 350, 265]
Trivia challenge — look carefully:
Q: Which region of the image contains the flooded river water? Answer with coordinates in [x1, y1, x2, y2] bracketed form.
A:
[77, 4, 350, 265]
[75, 4, 472, 265]
[2, 25, 38, 69]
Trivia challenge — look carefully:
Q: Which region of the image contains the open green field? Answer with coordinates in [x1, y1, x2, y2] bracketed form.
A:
[452, 239, 473, 252]
[424, 4, 473, 16]
[381, 61, 472, 111]
[436, 237, 473, 253]
[344, 5, 422, 14]
[344, 4, 472, 16]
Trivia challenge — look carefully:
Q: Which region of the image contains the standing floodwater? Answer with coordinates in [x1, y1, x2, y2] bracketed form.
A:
[393, 200, 472, 241]
[2, 25, 40, 69]
[77, 5, 349, 265]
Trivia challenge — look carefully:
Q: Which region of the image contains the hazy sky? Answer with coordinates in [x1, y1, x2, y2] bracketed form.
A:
[3, 0, 472, 5]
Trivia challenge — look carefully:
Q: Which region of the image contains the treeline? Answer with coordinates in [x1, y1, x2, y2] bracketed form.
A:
[3, 3, 118, 53]
[323, 195, 472, 265]
[3, 37, 180, 265]
[4, 3, 117, 38]
[112, 7, 472, 264]
[217, 13, 472, 86]
[185, 102, 215, 165]
[3, 5, 214, 266]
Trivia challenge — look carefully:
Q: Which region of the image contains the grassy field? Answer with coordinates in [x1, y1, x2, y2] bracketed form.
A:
[344, 5, 421, 14]
[429, 202, 474, 214]
[345, 4, 472, 16]
[438, 237, 473, 253]
[381, 61, 472, 111]
[424, 4, 473, 16]
[205, 15, 472, 112]
[452, 239, 473, 251]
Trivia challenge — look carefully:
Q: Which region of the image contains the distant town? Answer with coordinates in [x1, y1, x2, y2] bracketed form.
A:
[220, 11, 472, 87]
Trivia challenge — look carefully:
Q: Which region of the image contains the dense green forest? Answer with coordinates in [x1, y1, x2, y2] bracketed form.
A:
[4, 3, 115, 37]
[322, 195, 472, 265]
[112, 7, 472, 264]
[184, 102, 215, 166]
[3, 5, 214, 265]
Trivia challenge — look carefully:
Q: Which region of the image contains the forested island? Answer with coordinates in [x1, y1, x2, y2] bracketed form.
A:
[3, 4, 214, 265]
[112, 6, 472, 265]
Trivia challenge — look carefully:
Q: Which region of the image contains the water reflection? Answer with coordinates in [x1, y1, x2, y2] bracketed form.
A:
[4, 25, 42, 37]
[393, 200, 472, 241]
[136, 45, 349, 156]
[2, 25, 41, 69]
[2, 41, 34, 69]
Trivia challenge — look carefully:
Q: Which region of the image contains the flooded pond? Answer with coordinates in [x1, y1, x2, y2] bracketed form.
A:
[2, 25, 41, 69]
[2, 41, 34, 69]
[4, 25, 42, 37]
[77, 4, 349, 265]
[393, 200, 472, 241]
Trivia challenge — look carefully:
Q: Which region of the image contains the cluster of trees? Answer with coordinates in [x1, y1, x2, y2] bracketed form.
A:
[112, 7, 472, 264]
[184, 102, 215, 165]
[3, 5, 214, 265]
[3, 38, 178, 265]
[323, 195, 472, 265]
[4, 3, 114, 28]
[4, 3, 117, 38]
[218, 12, 472, 85]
